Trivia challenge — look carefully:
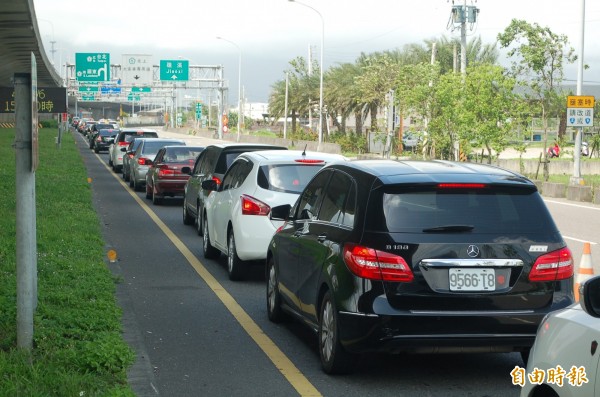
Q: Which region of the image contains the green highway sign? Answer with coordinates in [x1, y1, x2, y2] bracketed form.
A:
[75, 53, 110, 82]
[80, 94, 96, 101]
[78, 86, 99, 92]
[131, 86, 152, 93]
[160, 60, 189, 81]
[127, 94, 141, 101]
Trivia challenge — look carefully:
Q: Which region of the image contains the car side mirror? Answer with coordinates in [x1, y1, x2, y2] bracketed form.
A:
[270, 204, 292, 221]
[580, 275, 600, 318]
[181, 166, 192, 175]
[201, 179, 218, 191]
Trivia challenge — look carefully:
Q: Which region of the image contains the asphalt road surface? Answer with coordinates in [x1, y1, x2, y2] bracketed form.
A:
[73, 129, 600, 397]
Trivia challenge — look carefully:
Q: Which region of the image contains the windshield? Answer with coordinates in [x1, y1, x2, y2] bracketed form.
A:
[366, 185, 556, 234]
[257, 164, 323, 194]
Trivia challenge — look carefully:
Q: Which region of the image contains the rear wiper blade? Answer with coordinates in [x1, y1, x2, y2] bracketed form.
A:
[422, 225, 474, 233]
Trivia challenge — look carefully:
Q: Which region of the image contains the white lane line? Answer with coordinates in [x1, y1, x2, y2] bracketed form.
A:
[544, 199, 600, 211]
[562, 236, 598, 245]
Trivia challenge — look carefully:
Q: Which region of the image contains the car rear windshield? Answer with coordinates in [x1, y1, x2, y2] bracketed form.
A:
[123, 132, 158, 142]
[141, 141, 185, 154]
[163, 148, 204, 163]
[366, 184, 557, 234]
[257, 164, 324, 194]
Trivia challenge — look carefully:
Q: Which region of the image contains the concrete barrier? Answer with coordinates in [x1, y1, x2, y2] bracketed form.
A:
[542, 182, 566, 198]
[566, 185, 593, 202]
[594, 187, 600, 205]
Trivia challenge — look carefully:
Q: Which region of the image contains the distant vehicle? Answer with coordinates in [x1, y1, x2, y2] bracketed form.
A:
[402, 132, 420, 151]
[200, 149, 347, 280]
[520, 275, 600, 397]
[108, 128, 159, 172]
[145, 145, 205, 205]
[121, 138, 148, 182]
[90, 128, 120, 153]
[128, 138, 186, 191]
[181, 143, 287, 235]
[266, 160, 574, 374]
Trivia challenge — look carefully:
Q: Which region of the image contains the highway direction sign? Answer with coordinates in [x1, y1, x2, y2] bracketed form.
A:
[101, 86, 122, 94]
[131, 86, 151, 93]
[127, 94, 141, 101]
[122, 54, 153, 86]
[75, 53, 110, 82]
[160, 60, 189, 81]
[78, 86, 99, 92]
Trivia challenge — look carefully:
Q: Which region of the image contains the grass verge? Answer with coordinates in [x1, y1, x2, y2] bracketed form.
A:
[0, 129, 135, 396]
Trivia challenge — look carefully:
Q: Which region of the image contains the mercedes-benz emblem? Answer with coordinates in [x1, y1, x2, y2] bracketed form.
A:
[466, 245, 480, 258]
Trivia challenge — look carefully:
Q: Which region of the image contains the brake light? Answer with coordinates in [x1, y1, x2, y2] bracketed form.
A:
[343, 243, 413, 282]
[241, 194, 270, 216]
[137, 158, 151, 165]
[438, 183, 486, 189]
[529, 247, 574, 282]
[212, 176, 222, 185]
[118, 141, 129, 147]
[294, 159, 324, 164]
[158, 165, 176, 177]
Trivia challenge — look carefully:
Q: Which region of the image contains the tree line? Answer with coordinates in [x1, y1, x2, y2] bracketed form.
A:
[268, 19, 581, 163]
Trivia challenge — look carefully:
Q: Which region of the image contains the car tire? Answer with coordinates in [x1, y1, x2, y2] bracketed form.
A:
[319, 290, 355, 374]
[182, 199, 194, 225]
[108, 157, 113, 167]
[267, 257, 286, 323]
[94, 145, 99, 153]
[196, 204, 203, 236]
[202, 216, 220, 259]
[227, 232, 246, 281]
[145, 183, 152, 199]
[124, 168, 130, 182]
[129, 172, 134, 187]
[152, 188, 162, 205]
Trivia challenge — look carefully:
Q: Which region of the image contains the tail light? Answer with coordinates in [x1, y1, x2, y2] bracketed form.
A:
[294, 159, 324, 164]
[118, 141, 129, 147]
[158, 164, 176, 178]
[96, 136, 102, 142]
[529, 247, 574, 282]
[212, 176, 222, 185]
[438, 183, 487, 189]
[343, 243, 414, 282]
[241, 194, 270, 216]
[137, 157, 151, 165]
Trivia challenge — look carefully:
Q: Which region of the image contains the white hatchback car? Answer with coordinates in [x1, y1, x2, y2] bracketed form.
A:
[201, 150, 347, 280]
[519, 275, 600, 397]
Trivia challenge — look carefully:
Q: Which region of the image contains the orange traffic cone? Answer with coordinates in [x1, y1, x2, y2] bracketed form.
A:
[574, 242, 594, 302]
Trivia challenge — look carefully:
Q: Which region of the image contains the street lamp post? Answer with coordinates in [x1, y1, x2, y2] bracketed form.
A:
[217, 36, 242, 142]
[288, 0, 324, 149]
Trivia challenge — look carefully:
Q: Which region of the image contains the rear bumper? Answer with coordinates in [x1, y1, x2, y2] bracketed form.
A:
[337, 308, 546, 354]
[155, 180, 188, 196]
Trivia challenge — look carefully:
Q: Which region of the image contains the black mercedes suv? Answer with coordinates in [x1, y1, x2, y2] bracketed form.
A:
[266, 160, 574, 374]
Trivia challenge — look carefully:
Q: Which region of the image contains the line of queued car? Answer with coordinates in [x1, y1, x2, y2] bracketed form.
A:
[73, 121, 598, 386]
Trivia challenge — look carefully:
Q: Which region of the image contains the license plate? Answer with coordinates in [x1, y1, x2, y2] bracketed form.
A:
[449, 268, 495, 291]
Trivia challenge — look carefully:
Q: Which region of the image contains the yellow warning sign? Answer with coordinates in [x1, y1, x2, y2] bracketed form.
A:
[567, 95, 595, 108]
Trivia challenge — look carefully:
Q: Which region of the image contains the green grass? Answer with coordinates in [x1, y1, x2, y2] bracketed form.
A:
[0, 129, 135, 396]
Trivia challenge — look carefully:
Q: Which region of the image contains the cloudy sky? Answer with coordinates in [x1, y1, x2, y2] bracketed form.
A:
[34, 0, 600, 104]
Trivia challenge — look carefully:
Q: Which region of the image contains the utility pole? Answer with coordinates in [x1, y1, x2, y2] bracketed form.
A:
[571, 0, 586, 185]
